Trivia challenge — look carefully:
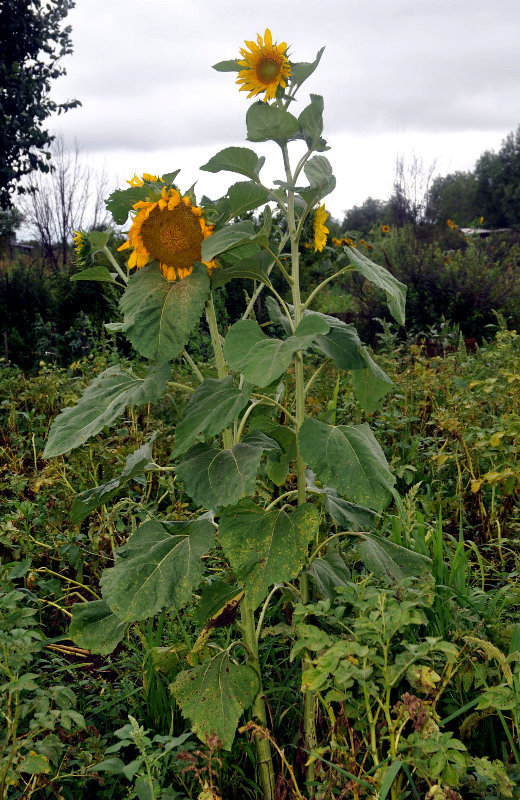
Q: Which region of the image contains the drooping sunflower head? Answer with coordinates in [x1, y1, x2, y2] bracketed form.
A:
[72, 229, 92, 268]
[313, 204, 329, 252]
[117, 176, 217, 282]
[236, 28, 291, 102]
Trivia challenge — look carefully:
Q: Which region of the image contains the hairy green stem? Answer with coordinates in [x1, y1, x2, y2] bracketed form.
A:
[206, 291, 275, 797]
[282, 141, 317, 796]
[102, 245, 128, 284]
[240, 597, 275, 800]
[205, 292, 233, 450]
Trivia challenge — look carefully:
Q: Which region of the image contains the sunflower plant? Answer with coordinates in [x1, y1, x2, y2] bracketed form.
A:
[43, 30, 420, 800]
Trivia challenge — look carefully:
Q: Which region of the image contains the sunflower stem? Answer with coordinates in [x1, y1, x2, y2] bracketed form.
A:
[240, 596, 275, 800]
[102, 245, 129, 284]
[282, 142, 318, 797]
[205, 292, 233, 449]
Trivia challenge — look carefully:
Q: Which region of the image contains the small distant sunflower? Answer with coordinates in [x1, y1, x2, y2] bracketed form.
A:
[118, 179, 217, 282]
[446, 219, 458, 230]
[313, 204, 329, 252]
[236, 28, 291, 102]
[381, 224, 390, 234]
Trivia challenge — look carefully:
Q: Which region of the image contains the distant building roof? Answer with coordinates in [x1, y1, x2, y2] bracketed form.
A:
[460, 227, 510, 237]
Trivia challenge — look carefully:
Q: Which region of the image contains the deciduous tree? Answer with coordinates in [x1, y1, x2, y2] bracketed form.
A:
[0, 0, 79, 209]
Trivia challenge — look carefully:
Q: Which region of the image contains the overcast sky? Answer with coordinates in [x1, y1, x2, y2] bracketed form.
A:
[49, 0, 520, 220]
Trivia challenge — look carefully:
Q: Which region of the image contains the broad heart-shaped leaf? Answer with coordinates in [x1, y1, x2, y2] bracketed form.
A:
[290, 46, 325, 89]
[120, 262, 209, 363]
[246, 102, 300, 144]
[356, 533, 431, 582]
[43, 363, 170, 458]
[69, 600, 128, 655]
[101, 518, 215, 622]
[200, 146, 265, 180]
[194, 579, 242, 627]
[299, 155, 336, 204]
[306, 551, 350, 600]
[306, 471, 379, 531]
[212, 59, 242, 72]
[201, 220, 256, 262]
[173, 377, 252, 456]
[171, 651, 258, 750]
[176, 433, 278, 510]
[226, 181, 269, 219]
[299, 94, 324, 148]
[266, 299, 393, 411]
[70, 436, 157, 523]
[106, 185, 153, 225]
[351, 348, 394, 412]
[345, 246, 407, 326]
[298, 418, 395, 512]
[211, 252, 273, 289]
[219, 501, 319, 609]
[249, 416, 296, 486]
[70, 266, 117, 283]
[224, 315, 329, 388]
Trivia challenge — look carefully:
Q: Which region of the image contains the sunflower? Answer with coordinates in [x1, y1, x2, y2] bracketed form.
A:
[381, 224, 390, 234]
[313, 204, 329, 252]
[72, 229, 92, 268]
[236, 28, 291, 102]
[118, 179, 217, 281]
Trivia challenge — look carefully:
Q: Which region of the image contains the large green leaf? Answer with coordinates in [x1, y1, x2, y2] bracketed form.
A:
[306, 552, 350, 600]
[290, 46, 326, 89]
[351, 348, 394, 412]
[298, 418, 395, 511]
[250, 416, 296, 486]
[106, 185, 152, 225]
[298, 94, 327, 150]
[120, 262, 209, 363]
[345, 246, 407, 326]
[212, 59, 242, 72]
[173, 377, 252, 456]
[69, 600, 128, 655]
[171, 651, 258, 750]
[224, 315, 329, 388]
[70, 436, 156, 523]
[194, 579, 242, 627]
[356, 533, 431, 581]
[201, 221, 256, 262]
[219, 501, 319, 609]
[200, 146, 265, 180]
[176, 433, 277, 510]
[70, 266, 117, 284]
[43, 363, 170, 458]
[226, 181, 269, 219]
[211, 252, 272, 289]
[306, 471, 379, 530]
[246, 102, 300, 144]
[299, 156, 336, 204]
[100, 518, 215, 622]
[266, 299, 393, 410]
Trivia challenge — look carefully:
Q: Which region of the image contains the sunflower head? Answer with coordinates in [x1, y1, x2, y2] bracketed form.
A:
[72, 229, 93, 268]
[236, 29, 291, 102]
[446, 219, 458, 230]
[313, 204, 329, 252]
[381, 224, 390, 234]
[117, 175, 217, 281]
